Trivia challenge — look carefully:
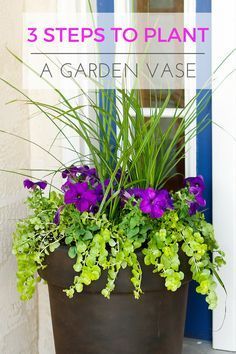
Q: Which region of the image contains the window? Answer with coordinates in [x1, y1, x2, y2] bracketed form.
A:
[135, 0, 185, 109]
[137, 0, 184, 13]
[134, 0, 186, 190]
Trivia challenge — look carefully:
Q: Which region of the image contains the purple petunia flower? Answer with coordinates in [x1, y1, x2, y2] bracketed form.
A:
[23, 179, 47, 190]
[64, 182, 97, 212]
[140, 188, 173, 219]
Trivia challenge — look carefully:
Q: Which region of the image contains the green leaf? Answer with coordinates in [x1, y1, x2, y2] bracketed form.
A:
[83, 231, 93, 241]
[68, 246, 77, 259]
[127, 227, 139, 238]
[130, 217, 139, 229]
[75, 283, 83, 293]
[49, 241, 60, 252]
[211, 267, 227, 295]
[109, 239, 116, 247]
[65, 236, 73, 245]
[89, 225, 100, 231]
[77, 242, 87, 253]
[73, 263, 82, 272]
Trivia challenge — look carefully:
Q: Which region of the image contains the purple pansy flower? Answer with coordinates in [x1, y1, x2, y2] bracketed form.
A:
[64, 182, 97, 212]
[189, 202, 199, 216]
[128, 188, 145, 199]
[94, 184, 104, 203]
[140, 188, 173, 219]
[90, 205, 99, 214]
[184, 176, 206, 215]
[62, 165, 99, 186]
[53, 206, 65, 225]
[62, 166, 80, 179]
[61, 165, 99, 191]
[189, 186, 206, 207]
[184, 175, 205, 192]
[23, 179, 47, 190]
[78, 165, 97, 178]
[120, 187, 145, 207]
[115, 169, 122, 182]
[94, 179, 110, 203]
[61, 179, 75, 192]
[77, 166, 98, 185]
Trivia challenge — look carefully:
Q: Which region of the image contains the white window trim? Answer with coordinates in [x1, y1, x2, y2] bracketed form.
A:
[184, 0, 196, 178]
[212, 0, 236, 351]
[114, 0, 197, 178]
[57, 0, 97, 166]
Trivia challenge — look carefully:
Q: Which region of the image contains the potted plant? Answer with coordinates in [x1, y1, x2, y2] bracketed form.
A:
[10, 88, 224, 354]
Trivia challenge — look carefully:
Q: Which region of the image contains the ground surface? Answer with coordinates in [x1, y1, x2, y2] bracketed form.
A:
[183, 338, 235, 354]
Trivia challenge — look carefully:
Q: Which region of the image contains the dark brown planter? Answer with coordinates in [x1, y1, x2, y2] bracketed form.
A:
[39, 246, 191, 354]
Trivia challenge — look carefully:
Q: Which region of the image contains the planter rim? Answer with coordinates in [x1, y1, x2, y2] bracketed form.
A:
[39, 245, 192, 294]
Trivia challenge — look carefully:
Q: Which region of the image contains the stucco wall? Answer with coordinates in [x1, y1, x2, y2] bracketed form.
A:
[0, 1, 58, 353]
[25, 1, 58, 353]
[0, 1, 38, 353]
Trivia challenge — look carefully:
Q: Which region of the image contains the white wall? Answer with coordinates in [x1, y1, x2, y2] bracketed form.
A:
[212, 0, 236, 351]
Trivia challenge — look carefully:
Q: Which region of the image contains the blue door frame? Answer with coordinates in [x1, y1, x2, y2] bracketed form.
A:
[185, 0, 212, 341]
[97, 0, 213, 341]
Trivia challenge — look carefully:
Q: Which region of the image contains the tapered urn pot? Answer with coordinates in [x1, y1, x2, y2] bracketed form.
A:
[39, 246, 191, 354]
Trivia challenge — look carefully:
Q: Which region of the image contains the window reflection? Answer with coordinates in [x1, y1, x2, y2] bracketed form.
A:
[135, 0, 185, 108]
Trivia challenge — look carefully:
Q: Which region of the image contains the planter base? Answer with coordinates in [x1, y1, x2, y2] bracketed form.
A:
[40, 247, 191, 354]
[48, 282, 189, 354]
